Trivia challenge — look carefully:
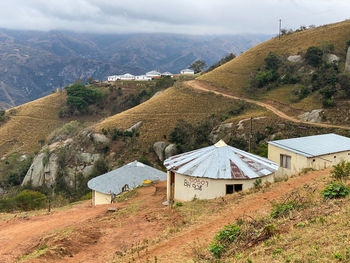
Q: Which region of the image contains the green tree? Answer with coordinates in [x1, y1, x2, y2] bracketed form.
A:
[65, 83, 104, 113]
[305, 46, 323, 67]
[207, 53, 236, 72]
[264, 52, 280, 70]
[189, 60, 207, 73]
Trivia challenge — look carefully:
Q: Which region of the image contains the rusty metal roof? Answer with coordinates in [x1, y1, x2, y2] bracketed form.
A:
[164, 140, 278, 180]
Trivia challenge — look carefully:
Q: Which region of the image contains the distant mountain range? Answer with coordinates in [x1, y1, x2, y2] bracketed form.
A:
[0, 29, 271, 109]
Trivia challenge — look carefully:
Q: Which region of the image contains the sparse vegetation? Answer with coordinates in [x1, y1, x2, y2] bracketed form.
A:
[322, 181, 350, 199]
[207, 53, 236, 72]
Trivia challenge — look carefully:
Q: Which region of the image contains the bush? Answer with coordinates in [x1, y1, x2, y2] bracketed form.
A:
[264, 52, 280, 70]
[270, 200, 304, 218]
[0, 110, 5, 121]
[215, 224, 240, 243]
[305, 46, 323, 67]
[65, 83, 104, 113]
[331, 161, 350, 182]
[322, 181, 350, 199]
[138, 155, 151, 166]
[209, 242, 226, 259]
[15, 190, 47, 211]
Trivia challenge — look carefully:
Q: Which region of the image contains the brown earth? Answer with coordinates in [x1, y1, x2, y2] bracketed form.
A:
[0, 169, 331, 263]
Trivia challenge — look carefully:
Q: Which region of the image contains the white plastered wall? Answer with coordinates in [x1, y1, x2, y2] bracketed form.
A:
[93, 190, 112, 205]
[268, 144, 350, 177]
[167, 171, 274, 202]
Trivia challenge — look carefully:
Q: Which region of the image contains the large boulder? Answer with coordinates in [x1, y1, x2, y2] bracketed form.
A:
[22, 152, 59, 187]
[165, 144, 178, 159]
[345, 47, 350, 73]
[77, 152, 101, 164]
[126, 121, 143, 133]
[209, 123, 233, 143]
[299, 109, 323, 123]
[92, 133, 110, 144]
[153, 141, 167, 161]
[326, 54, 340, 64]
[287, 55, 303, 63]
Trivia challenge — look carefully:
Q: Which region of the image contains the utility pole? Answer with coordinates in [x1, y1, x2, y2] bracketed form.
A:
[279, 19, 282, 39]
[248, 117, 253, 153]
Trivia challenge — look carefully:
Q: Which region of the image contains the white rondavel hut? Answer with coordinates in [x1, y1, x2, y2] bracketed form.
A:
[88, 161, 166, 205]
[164, 140, 278, 202]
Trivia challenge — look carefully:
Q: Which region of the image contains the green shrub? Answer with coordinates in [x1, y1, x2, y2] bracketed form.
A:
[305, 46, 323, 67]
[254, 178, 262, 188]
[0, 198, 16, 212]
[264, 52, 280, 70]
[66, 83, 104, 113]
[80, 192, 92, 201]
[15, 190, 47, 211]
[175, 202, 183, 207]
[331, 161, 350, 182]
[322, 181, 350, 199]
[209, 242, 226, 259]
[214, 224, 240, 243]
[0, 110, 5, 121]
[138, 155, 151, 166]
[270, 201, 304, 218]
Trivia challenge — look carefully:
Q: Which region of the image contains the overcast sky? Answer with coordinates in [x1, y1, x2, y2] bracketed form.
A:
[0, 0, 349, 35]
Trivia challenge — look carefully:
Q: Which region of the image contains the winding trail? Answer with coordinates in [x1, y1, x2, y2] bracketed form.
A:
[186, 80, 350, 130]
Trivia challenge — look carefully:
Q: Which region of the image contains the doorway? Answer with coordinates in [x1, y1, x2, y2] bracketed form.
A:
[169, 171, 175, 204]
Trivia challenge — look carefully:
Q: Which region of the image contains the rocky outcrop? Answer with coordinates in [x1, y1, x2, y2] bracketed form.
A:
[153, 141, 168, 161]
[22, 152, 59, 187]
[209, 123, 233, 143]
[126, 121, 143, 133]
[345, 47, 350, 73]
[287, 55, 303, 63]
[77, 152, 101, 164]
[299, 109, 323, 123]
[237, 117, 266, 130]
[92, 133, 110, 144]
[326, 54, 340, 64]
[165, 144, 178, 159]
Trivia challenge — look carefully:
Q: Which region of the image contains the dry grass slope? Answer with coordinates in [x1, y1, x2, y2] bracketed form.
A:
[94, 84, 252, 147]
[199, 20, 350, 98]
[0, 92, 66, 156]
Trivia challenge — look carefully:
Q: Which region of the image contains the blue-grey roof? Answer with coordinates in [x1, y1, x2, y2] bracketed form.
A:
[164, 140, 278, 179]
[87, 161, 166, 195]
[268, 133, 350, 158]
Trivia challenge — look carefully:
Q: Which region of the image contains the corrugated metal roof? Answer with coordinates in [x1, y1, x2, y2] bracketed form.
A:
[268, 133, 350, 157]
[87, 161, 166, 195]
[163, 140, 278, 179]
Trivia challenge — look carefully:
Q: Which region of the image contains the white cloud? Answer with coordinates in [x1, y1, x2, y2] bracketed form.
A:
[0, 0, 348, 34]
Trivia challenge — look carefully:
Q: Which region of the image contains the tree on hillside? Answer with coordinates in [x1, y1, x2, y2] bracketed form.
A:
[264, 52, 280, 70]
[305, 46, 323, 67]
[189, 60, 207, 73]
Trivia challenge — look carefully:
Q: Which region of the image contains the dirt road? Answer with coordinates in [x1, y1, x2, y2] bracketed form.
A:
[0, 202, 111, 263]
[186, 80, 350, 130]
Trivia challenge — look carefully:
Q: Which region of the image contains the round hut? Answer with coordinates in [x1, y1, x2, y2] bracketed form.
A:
[164, 140, 278, 202]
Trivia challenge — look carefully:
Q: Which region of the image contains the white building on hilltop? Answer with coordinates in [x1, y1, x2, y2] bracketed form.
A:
[146, 70, 161, 78]
[135, 75, 152, 81]
[180, 69, 194, 75]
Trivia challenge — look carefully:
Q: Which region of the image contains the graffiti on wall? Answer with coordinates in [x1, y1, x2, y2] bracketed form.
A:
[184, 177, 209, 191]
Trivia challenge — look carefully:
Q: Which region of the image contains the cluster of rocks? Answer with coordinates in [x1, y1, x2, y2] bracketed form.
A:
[21, 131, 109, 188]
[153, 142, 178, 161]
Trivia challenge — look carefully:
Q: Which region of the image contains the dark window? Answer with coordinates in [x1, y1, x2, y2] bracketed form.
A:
[226, 185, 234, 194]
[280, 154, 291, 169]
[334, 156, 336, 158]
[234, 184, 243, 192]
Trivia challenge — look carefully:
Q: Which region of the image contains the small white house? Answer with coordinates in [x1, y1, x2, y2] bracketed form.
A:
[161, 72, 173, 77]
[268, 133, 350, 177]
[88, 161, 167, 205]
[135, 75, 152, 81]
[146, 70, 161, 78]
[164, 140, 278, 202]
[180, 69, 195, 75]
[119, 73, 135, 80]
[107, 75, 119, 82]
